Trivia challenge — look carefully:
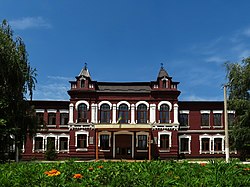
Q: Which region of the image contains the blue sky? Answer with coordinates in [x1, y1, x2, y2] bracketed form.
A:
[1, 0, 250, 101]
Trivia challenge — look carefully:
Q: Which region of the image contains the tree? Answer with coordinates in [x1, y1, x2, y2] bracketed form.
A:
[225, 57, 250, 160]
[0, 20, 38, 162]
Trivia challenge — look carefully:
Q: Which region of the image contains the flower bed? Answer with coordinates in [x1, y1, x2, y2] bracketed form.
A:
[0, 160, 249, 186]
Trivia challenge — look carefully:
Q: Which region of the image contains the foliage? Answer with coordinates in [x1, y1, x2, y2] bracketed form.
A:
[225, 58, 250, 160]
[0, 160, 249, 186]
[0, 20, 38, 162]
[45, 139, 57, 161]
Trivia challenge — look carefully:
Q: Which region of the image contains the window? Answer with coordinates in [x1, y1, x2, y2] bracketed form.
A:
[213, 113, 222, 126]
[77, 134, 87, 148]
[137, 104, 147, 123]
[160, 134, 170, 149]
[36, 113, 44, 126]
[60, 113, 69, 125]
[100, 104, 111, 123]
[78, 104, 88, 123]
[179, 113, 189, 127]
[201, 138, 210, 152]
[162, 80, 167, 88]
[201, 113, 209, 127]
[138, 135, 147, 150]
[48, 113, 56, 125]
[59, 137, 68, 151]
[47, 137, 55, 150]
[100, 135, 109, 150]
[214, 138, 222, 152]
[34, 137, 43, 150]
[80, 79, 85, 88]
[118, 104, 129, 123]
[228, 113, 235, 127]
[180, 138, 189, 152]
[159, 104, 169, 123]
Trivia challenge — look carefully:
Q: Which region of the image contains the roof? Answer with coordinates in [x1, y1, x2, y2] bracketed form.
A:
[78, 63, 91, 79]
[97, 82, 151, 93]
[158, 67, 169, 78]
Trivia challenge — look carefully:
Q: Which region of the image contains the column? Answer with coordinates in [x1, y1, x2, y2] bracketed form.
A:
[69, 103, 74, 123]
[91, 103, 97, 123]
[112, 104, 117, 123]
[149, 104, 156, 123]
[95, 130, 98, 160]
[148, 131, 151, 160]
[173, 103, 179, 124]
[131, 104, 135, 124]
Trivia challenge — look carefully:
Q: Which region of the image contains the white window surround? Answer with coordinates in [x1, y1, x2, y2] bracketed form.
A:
[45, 133, 57, 151]
[35, 109, 44, 113]
[58, 133, 70, 152]
[228, 110, 235, 114]
[75, 100, 90, 110]
[75, 130, 89, 151]
[199, 134, 212, 154]
[158, 101, 172, 111]
[136, 131, 149, 148]
[98, 131, 112, 150]
[200, 110, 210, 114]
[179, 135, 191, 154]
[98, 101, 112, 109]
[33, 133, 46, 153]
[47, 109, 57, 113]
[117, 101, 131, 110]
[179, 110, 189, 114]
[199, 134, 225, 154]
[113, 131, 134, 158]
[59, 109, 69, 113]
[213, 110, 223, 114]
[158, 131, 172, 148]
[135, 101, 149, 110]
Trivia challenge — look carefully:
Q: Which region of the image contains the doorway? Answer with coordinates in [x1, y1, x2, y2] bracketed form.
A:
[115, 134, 132, 159]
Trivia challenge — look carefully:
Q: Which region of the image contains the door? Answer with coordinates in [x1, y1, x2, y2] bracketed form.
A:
[115, 134, 132, 159]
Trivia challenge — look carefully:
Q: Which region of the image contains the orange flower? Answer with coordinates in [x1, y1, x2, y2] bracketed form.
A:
[243, 168, 250, 171]
[98, 165, 103, 169]
[73, 173, 83, 179]
[88, 167, 94, 171]
[200, 163, 206, 167]
[44, 169, 61, 176]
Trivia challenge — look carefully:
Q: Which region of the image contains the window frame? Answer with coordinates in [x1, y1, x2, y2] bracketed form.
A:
[75, 131, 89, 151]
[118, 104, 129, 124]
[137, 104, 148, 124]
[159, 104, 170, 123]
[158, 131, 172, 152]
[179, 135, 191, 154]
[78, 103, 88, 123]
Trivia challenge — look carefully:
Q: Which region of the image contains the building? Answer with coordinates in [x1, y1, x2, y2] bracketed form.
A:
[22, 64, 236, 160]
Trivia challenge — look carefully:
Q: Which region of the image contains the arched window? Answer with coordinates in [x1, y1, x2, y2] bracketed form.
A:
[137, 104, 147, 124]
[78, 104, 88, 122]
[100, 104, 111, 123]
[118, 104, 129, 123]
[80, 79, 85, 88]
[162, 80, 167, 88]
[159, 104, 169, 123]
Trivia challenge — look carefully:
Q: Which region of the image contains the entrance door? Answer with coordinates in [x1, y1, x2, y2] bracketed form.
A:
[115, 134, 132, 159]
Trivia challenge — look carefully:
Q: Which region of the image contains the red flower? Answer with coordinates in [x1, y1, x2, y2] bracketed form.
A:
[73, 173, 83, 179]
[98, 165, 103, 169]
[88, 167, 94, 171]
[200, 163, 206, 167]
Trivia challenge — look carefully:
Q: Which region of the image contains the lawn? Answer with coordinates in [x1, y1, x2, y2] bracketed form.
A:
[0, 160, 249, 186]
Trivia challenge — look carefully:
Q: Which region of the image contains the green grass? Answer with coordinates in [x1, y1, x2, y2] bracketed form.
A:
[0, 160, 249, 186]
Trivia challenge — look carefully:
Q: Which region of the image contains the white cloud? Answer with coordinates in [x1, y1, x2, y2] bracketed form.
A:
[47, 75, 72, 81]
[205, 56, 227, 63]
[9, 17, 51, 30]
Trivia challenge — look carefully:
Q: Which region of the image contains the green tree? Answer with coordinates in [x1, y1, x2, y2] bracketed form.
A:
[226, 57, 250, 160]
[0, 20, 38, 162]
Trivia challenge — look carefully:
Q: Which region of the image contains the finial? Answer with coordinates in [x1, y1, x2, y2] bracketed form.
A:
[84, 62, 87, 70]
[160, 63, 164, 69]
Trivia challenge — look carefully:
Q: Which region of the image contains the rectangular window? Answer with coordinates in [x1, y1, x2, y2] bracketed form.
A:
[138, 135, 147, 150]
[77, 134, 87, 148]
[214, 138, 222, 152]
[48, 113, 56, 125]
[179, 114, 189, 127]
[60, 113, 69, 125]
[160, 134, 170, 149]
[201, 138, 210, 152]
[180, 138, 189, 152]
[35, 137, 43, 150]
[59, 137, 68, 151]
[36, 113, 44, 126]
[46, 137, 55, 150]
[100, 135, 109, 150]
[213, 113, 222, 126]
[228, 113, 235, 127]
[201, 113, 210, 127]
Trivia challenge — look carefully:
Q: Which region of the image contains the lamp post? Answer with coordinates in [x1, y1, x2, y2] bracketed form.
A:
[224, 85, 229, 163]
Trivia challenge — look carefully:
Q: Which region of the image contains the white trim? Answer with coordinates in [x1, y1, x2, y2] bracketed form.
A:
[58, 134, 70, 153]
[228, 110, 235, 114]
[200, 110, 210, 114]
[113, 131, 134, 158]
[98, 131, 112, 148]
[158, 101, 172, 111]
[179, 135, 191, 154]
[45, 134, 58, 151]
[213, 110, 223, 114]
[59, 109, 69, 113]
[35, 109, 44, 113]
[47, 109, 57, 113]
[75, 100, 90, 110]
[98, 101, 112, 109]
[199, 134, 212, 154]
[135, 101, 149, 110]
[158, 131, 172, 148]
[179, 110, 189, 114]
[33, 133, 46, 153]
[75, 130, 89, 151]
[117, 101, 131, 110]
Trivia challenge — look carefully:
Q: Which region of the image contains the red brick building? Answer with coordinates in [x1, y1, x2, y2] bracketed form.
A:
[22, 65, 235, 160]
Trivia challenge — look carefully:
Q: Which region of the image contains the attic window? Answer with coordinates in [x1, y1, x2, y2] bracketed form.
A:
[162, 80, 168, 88]
[80, 79, 85, 88]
